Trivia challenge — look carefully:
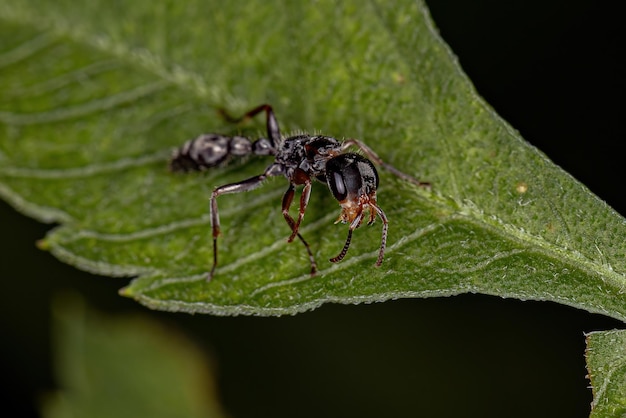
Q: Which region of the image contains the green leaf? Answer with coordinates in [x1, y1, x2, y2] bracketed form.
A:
[586, 330, 626, 417]
[1, 0, 625, 322]
[41, 293, 225, 418]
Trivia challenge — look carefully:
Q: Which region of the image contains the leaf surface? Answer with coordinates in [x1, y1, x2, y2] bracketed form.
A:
[586, 330, 626, 417]
[1, 0, 625, 322]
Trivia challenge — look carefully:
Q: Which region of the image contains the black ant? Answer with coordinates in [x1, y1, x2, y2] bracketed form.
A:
[169, 104, 429, 280]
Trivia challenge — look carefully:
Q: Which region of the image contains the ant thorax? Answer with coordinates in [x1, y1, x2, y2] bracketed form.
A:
[276, 135, 342, 181]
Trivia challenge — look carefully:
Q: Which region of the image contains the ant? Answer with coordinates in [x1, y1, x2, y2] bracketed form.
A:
[169, 104, 429, 280]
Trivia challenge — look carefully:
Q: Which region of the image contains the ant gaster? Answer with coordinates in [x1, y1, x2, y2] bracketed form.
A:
[169, 104, 429, 280]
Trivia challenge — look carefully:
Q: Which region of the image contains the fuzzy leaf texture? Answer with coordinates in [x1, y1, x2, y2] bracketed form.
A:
[586, 330, 626, 418]
[1, 0, 625, 326]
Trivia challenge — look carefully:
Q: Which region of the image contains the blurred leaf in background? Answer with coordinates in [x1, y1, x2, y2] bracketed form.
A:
[41, 293, 226, 418]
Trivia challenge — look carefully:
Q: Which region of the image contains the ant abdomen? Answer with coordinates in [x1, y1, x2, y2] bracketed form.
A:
[169, 134, 274, 173]
[169, 134, 236, 172]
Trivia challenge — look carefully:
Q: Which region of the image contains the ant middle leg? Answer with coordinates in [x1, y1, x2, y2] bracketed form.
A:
[296, 232, 317, 276]
[208, 163, 283, 280]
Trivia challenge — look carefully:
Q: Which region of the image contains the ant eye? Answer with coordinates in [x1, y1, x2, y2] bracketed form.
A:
[330, 171, 348, 201]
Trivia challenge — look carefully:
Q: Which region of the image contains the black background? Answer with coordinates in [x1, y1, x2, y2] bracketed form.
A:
[1, 1, 624, 417]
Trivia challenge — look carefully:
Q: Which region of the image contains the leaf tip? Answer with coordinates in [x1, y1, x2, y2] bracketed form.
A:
[118, 286, 134, 298]
[36, 239, 51, 251]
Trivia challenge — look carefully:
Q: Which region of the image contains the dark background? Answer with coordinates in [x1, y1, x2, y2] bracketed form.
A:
[1, 1, 623, 417]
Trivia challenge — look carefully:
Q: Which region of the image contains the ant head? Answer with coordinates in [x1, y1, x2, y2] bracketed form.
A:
[326, 153, 382, 228]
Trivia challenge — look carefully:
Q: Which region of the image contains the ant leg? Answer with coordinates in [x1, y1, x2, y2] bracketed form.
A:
[281, 183, 297, 231]
[342, 139, 430, 188]
[298, 233, 317, 276]
[282, 184, 317, 275]
[289, 179, 312, 243]
[219, 104, 281, 147]
[281, 170, 312, 243]
[208, 163, 282, 280]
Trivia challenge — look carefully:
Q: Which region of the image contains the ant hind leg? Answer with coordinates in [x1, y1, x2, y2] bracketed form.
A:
[218, 104, 281, 147]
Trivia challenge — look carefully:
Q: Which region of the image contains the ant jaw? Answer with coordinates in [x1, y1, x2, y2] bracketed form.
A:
[336, 192, 380, 229]
[331, 192, 388, 265]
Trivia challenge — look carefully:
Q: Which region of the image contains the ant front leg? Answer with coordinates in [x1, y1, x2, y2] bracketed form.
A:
[281, 184, 298, 237]
[208, 163, 283, 280]
[219, 104, 281, 148]
[342, 139, 430, 188]
[282, 178, 317, 275]
[281, 176, 310, 243]
[286, 169, 312, 243]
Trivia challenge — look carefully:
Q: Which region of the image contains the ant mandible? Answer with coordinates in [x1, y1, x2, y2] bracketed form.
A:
[169, 104, 429, 280]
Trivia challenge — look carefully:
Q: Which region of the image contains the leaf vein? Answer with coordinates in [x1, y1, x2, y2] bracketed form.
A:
[51, 188, 285, 243]
[251, 219, 447, 296]
[0, 32, 56, 68]
[0, 150, 170, 178]
[0, 81, 169, 125]
[6, 59, 123, 97]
